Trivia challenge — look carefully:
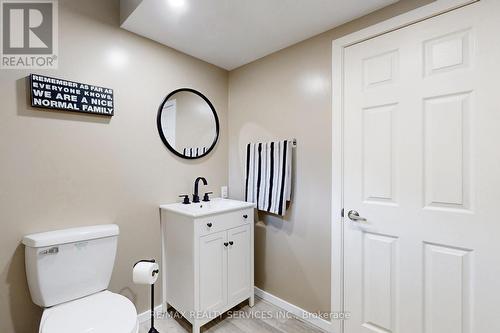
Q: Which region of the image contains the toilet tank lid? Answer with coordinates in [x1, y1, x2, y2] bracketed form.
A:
[22, 224, 119, 248]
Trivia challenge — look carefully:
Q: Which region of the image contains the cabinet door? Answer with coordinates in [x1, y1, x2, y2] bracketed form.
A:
[227, 224, 251, 305]
[199, 230, 227, 312]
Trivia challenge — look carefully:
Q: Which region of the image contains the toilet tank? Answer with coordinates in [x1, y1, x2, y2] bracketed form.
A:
[22, 224, 119, 307]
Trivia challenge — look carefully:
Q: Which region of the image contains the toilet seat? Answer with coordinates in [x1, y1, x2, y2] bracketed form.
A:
[40, 290, 138, 333]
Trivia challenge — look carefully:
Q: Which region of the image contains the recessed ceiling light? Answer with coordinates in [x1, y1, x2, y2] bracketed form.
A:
[168, 0, 186, 9]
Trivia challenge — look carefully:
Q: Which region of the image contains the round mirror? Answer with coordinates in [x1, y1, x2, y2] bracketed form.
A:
[157, 88, 219, 159]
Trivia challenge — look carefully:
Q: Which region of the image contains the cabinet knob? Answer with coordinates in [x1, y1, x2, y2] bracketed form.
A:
[229, 241, 234, 246]
[243, 214, 248, 219]
[207, 223, 212, 228]
[224, 242, 229, 247]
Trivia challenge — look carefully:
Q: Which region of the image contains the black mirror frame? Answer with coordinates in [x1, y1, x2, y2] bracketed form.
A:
[157, 88, 220, 160]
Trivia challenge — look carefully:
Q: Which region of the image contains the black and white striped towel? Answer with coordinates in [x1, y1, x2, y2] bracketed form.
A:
[245, 140, 292, 216]
[183, 147, 207, 158]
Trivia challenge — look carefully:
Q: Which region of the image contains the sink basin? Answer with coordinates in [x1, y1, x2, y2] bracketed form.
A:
[159, 198, 255, 218]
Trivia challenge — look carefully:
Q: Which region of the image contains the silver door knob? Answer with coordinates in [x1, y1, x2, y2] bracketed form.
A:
[347, 210, 367, 222]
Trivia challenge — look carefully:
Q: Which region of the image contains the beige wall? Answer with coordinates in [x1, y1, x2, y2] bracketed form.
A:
[0, 0, 228, 332]
[228, 0, 434, 314]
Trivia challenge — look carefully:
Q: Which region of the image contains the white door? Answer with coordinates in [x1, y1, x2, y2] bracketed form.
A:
[199, 230, 227, 312]
[343, 1, 500, 332]
[227, 224, 251, 304]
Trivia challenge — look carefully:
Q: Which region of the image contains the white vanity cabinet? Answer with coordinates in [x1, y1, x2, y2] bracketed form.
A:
[159, 199, 255, 333]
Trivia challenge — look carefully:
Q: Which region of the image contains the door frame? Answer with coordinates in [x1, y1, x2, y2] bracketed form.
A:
[330, 1, 478, 332]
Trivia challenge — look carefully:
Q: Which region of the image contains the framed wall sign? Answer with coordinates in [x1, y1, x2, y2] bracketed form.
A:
[29, 74, 114, 116]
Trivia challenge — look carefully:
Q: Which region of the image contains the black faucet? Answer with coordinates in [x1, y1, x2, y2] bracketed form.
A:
[193, 177, 208, 203]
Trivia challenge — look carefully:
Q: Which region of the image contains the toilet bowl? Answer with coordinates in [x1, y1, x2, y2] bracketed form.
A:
[22, 225, 138, 333]
[39, 291, 138, 333]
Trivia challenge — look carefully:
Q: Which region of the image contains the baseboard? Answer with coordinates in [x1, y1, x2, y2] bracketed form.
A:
[254, 287, 332, 332]
[138, 290, 333, 332]
[137, 304, 163, 324]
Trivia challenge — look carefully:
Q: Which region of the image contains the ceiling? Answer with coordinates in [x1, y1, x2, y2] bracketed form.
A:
[121, 0, 399, 70]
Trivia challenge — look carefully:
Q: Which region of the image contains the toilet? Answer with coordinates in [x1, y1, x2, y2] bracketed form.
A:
[22, 224, 138, 333]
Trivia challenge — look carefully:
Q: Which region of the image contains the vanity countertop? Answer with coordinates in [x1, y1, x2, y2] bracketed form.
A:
[160, 198, 255, 218]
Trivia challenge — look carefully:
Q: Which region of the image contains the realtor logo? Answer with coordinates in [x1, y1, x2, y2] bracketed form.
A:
[1, 0, 58, 69]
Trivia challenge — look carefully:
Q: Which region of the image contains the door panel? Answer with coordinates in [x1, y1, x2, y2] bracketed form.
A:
[423, 243, 472, 333]
[362, 103, 397, 204]
[343, 1, 500, 332]
[227, 224, 251, 305]
[199, 230, 227, 312]
[362, 233, 397, 333]
[423, 92, 472, 210]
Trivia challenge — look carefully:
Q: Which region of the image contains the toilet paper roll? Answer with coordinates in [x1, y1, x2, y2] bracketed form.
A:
[133, 261, 159, 285]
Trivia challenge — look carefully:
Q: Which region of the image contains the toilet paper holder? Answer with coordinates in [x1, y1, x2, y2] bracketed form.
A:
[133, 259, 160, 277]
[133, 259, 160, 333]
